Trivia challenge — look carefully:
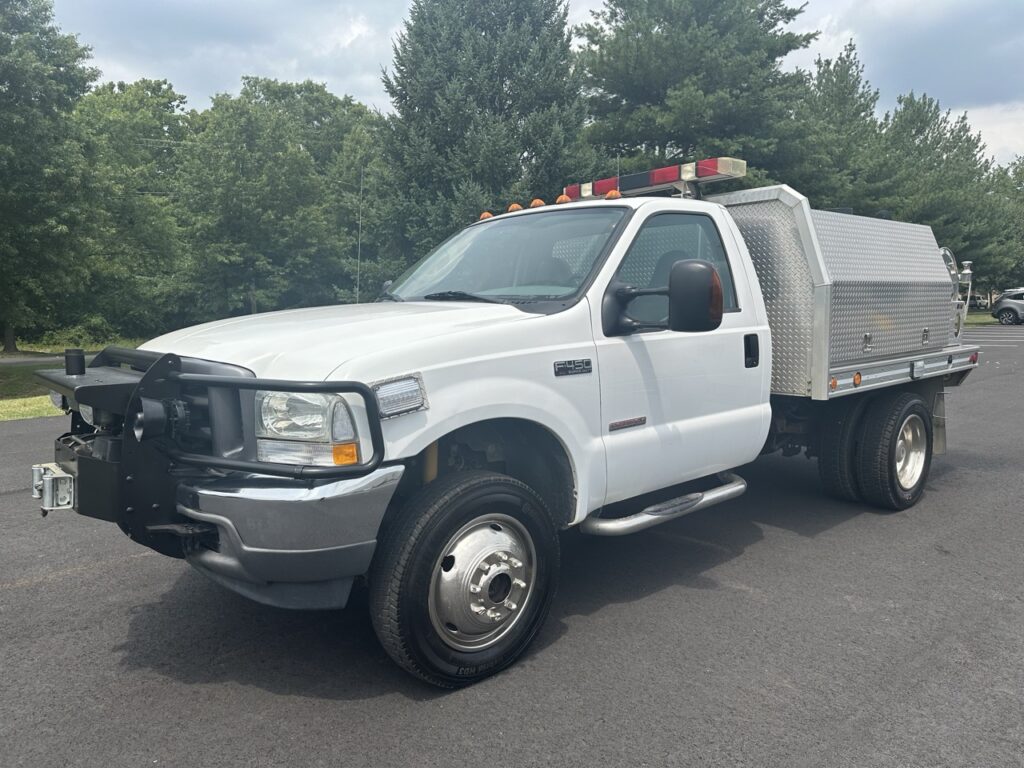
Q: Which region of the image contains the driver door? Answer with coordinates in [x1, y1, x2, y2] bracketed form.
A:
[593, 207, 770, 505]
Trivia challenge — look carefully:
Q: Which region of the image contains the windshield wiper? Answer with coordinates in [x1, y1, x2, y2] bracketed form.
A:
[422, 291, 503, 304]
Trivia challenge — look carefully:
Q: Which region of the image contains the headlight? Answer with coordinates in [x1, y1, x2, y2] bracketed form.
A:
[373, 375, 427, 417]
[254, 391, 359, 466]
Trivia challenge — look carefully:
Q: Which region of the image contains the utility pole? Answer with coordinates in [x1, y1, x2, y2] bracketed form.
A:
[356, 166, 364, 304]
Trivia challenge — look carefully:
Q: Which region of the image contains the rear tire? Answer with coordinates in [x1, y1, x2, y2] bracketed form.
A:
[998, 309, 1018, 325]
[817, 395, 871, 502]
[855, 392, 933, 511]
[369, 470, 559, 688]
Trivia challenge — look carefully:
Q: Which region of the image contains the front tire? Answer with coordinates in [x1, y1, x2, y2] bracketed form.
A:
[998, 309, 1018, 325]
[369, 471, 559, 688]
[855, 392, 933, 511]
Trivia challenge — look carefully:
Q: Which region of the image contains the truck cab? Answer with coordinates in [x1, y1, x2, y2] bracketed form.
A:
[31, 159, 977, 688]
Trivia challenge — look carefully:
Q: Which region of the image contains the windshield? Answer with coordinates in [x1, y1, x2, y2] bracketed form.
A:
[388, 207, 627, 302]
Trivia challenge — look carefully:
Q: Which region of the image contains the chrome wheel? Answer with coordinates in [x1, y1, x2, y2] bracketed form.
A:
[428, 513, 536, 652]
[895, 413, 927, 490]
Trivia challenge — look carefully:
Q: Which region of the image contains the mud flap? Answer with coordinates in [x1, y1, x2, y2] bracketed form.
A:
[932, 391, 946, 456]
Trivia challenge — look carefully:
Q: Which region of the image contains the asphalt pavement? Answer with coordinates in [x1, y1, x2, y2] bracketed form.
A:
[2, 328, 1023, 767]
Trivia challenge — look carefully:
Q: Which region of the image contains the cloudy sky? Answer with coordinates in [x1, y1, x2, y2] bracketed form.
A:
[53, 0, 1023, 164]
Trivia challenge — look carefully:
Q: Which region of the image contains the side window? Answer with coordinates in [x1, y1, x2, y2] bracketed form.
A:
[617, 213, 738, 324]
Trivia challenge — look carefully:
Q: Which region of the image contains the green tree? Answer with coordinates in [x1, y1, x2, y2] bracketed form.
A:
[70, 79, 191, 337]
[383, 0, 596, 256]
[0, 0, 96, 351]
[867, 93, 1010, 283]
[779, 42, 881, 210]
[174, 78, 377, 318]
[579, 0, 814, 172]
[1008, 158, 1024, 287]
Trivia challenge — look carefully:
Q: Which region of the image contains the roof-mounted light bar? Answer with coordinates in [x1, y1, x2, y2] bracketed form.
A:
[562, 157, 747, 200]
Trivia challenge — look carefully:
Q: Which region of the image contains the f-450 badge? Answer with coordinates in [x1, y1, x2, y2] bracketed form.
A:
[554, 359, 592, 377]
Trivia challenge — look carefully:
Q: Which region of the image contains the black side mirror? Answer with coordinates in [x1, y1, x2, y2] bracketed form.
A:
[668, 260, 723, 332]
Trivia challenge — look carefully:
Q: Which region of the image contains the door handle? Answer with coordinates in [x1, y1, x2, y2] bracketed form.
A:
[744, 334, 760, 368]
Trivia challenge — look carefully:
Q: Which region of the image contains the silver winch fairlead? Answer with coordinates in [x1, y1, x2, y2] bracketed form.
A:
[31, 463, 75, 516]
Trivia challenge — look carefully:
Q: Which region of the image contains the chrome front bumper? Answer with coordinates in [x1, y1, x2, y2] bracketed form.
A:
[176, 465, 404, 609]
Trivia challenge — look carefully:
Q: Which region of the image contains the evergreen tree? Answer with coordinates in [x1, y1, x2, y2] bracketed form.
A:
[779, 42, 881, 210]
[383, 0, 595, 256]
[870, 93, 1007, 280]
[579, 0, 814, 172]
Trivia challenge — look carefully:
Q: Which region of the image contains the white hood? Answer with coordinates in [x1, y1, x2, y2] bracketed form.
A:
[140, 301, 533, 380]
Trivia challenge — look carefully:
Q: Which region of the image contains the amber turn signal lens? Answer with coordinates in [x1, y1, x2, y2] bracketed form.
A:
[507, 202, 523, 212]
[852, 372, 862, 387]
[829, 376, 838, 391]
[555, 194, 571, 204]
[605, 189, 622, 200]
[332, 442, 360, 466]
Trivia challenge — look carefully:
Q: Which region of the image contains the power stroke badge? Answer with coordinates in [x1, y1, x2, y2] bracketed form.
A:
[553, 359, 592, 377]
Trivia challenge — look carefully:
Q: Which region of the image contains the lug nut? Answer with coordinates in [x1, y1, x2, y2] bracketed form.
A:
[469, 584, 481, 594]
[513, 578, 526, 589]
[509, 558, 523, 568]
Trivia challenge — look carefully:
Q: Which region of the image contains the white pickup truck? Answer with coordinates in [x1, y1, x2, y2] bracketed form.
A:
[32, 158, 978, 687]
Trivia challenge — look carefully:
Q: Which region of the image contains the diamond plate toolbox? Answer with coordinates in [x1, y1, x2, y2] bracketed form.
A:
[710, 185, 957, 399]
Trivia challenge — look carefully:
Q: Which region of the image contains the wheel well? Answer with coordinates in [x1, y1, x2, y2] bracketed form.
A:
[389, 418, 576, 530]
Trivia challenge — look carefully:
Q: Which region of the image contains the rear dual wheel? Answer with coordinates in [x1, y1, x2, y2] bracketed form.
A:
[369, 471, 559, 688]
[856, 392, 932, 510]
[817, 396, 871, 502]
[818, 391, 933, 511]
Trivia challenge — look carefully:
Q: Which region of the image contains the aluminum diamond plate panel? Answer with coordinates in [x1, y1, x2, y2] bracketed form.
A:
[811, 210, 954, 365]
[712, 185, 959, 399]
[726, 199, 817, 396]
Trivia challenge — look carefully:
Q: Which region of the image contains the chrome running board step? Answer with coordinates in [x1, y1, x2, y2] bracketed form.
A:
[580, 472, 747, 536]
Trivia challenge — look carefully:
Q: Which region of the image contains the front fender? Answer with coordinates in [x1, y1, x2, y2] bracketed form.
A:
[381, 375, 605, 524]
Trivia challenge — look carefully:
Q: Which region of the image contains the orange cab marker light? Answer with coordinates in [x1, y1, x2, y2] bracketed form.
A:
[555, 194, 571, 204]
[605, 189, 622, 200]
[529, 198, 545, 208]
[332, 443, 360, 466]
[479, 211, 493, 220]
[829, 376, 838, 391]
[507, 202, 523, 212]
[852, 372, 862, 387]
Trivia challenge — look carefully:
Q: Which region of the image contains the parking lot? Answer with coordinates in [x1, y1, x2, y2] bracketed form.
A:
[2, 327, 1023, 768]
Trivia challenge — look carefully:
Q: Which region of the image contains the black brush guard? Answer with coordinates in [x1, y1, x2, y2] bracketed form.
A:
[37, 346, 386, 558]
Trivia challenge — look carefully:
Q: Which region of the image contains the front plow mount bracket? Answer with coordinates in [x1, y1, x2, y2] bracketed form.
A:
[31, 463, 75, 516]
